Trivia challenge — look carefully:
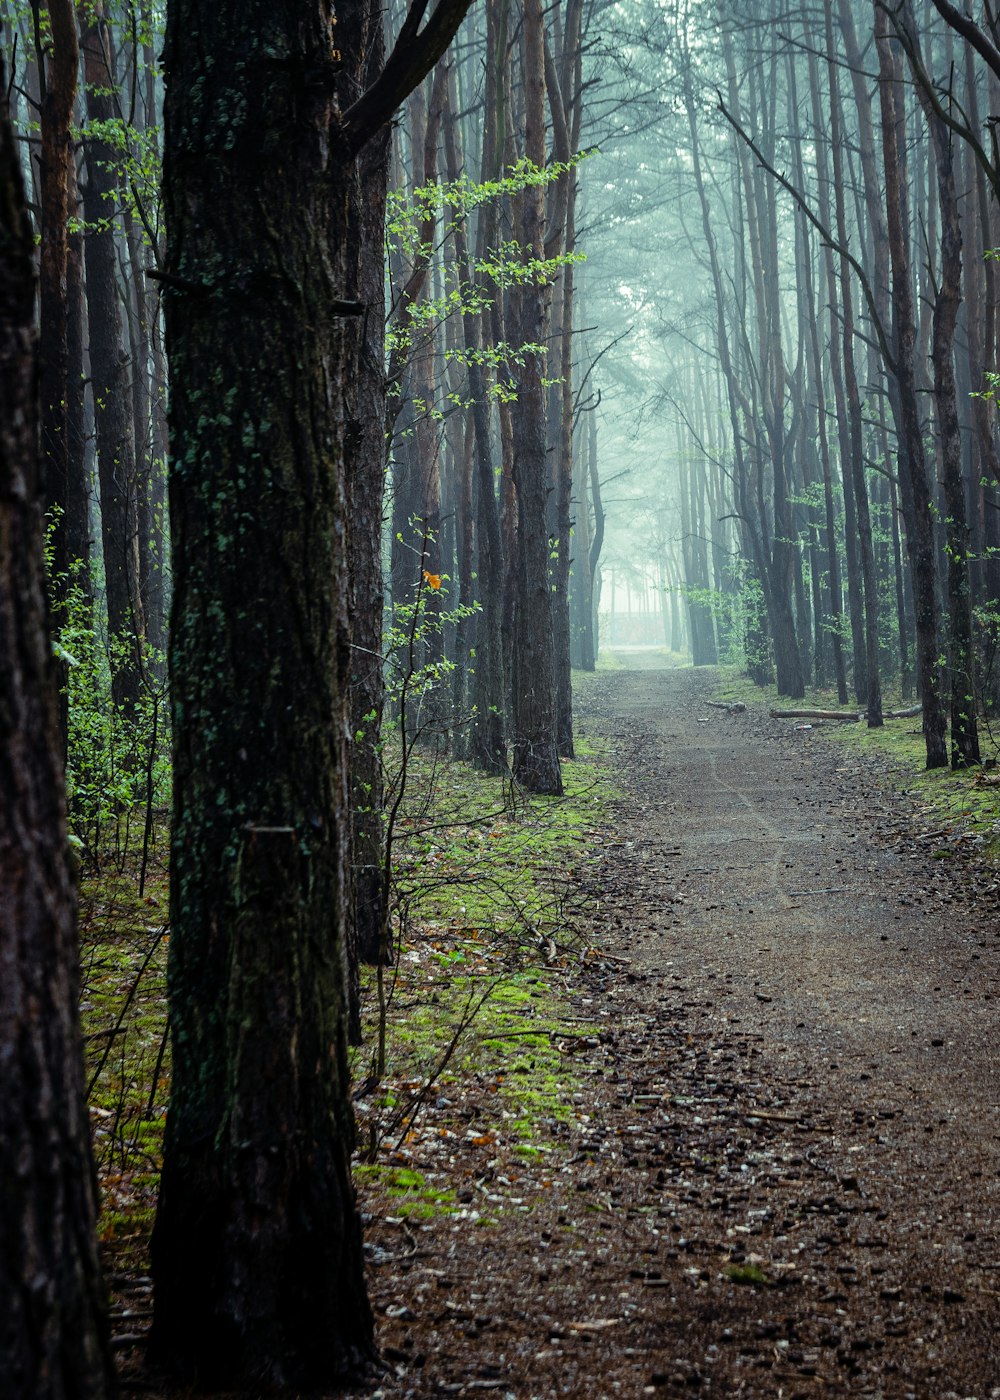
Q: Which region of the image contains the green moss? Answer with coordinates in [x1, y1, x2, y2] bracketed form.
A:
[725, 1263, 769, 1287]
[353, 1165, 459, 1218]
[99, 1205, 157, 1243]
[353, 735, 615, 1188]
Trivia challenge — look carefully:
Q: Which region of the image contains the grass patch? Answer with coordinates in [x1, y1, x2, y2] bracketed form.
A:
[385, 737, 615, 935]
[78, 839, 170, 1253]
[353, 1165, 459, 1220]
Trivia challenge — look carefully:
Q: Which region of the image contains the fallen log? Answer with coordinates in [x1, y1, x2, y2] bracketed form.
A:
[770, 704, 921, 722]
[770, 708, 861, 721]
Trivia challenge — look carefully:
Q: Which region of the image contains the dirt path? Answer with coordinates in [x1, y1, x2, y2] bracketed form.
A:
[369, 663, 1000, 1399]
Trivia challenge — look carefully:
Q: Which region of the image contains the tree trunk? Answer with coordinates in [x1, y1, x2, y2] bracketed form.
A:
[509, 0, 562, 794]
[0, 66, 115, 1399]
[343, 0, 391, 968]
[547, 6, 580, 758]
[826, 11, 882, 727]
[148, 3, 377, 1385]
[875, 6, 948, 768]
[37, 0, 85, 597]
[904, 5, 980, 765]
[443, 59, 506, 771]
[81, 6, 145, 713]
[570, 406, 593, 670]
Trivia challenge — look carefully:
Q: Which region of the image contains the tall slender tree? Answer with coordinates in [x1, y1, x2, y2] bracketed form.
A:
[509, 0, 564, 793]
[37, 0, 85, 596]
[81, 3, 145, 712]
[875, 3, 948, 768]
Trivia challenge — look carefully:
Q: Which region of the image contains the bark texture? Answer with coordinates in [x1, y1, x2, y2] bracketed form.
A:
[149, 2, 376, 1385]
[342, 0, 391, 968]
[0, 63, 115, 1400]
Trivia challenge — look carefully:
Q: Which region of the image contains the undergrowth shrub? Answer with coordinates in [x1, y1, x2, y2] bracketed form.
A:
[51, 558, 170, 872]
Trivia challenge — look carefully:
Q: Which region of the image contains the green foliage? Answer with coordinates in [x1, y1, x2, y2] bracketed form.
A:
[386, 156, 588, 406]
[386, 154, 588, 254]
[50, 554, 170, 869]
[681, 560, 770, 677]
[73, 115, 162, 243]
[676, 582, 742, 662]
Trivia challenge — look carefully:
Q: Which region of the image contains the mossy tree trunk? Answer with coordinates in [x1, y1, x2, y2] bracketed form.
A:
[0, 61, 115, 1400]
[149, 3, 374, 1386]
[149, 0, 475, 1386]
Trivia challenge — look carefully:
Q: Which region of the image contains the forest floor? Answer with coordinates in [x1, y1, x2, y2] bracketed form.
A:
[108, 657, 1000, 1399]
[359, 658, 1000, 1400]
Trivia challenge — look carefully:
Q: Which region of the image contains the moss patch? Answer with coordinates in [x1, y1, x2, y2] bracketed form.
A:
[353, 736, 616, 1204]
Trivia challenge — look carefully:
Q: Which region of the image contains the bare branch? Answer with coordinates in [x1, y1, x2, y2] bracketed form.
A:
[930, 0, 1000, 83]
[342, 0, 478, 155]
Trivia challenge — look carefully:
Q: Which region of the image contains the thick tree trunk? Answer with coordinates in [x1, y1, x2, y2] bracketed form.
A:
[0, 68, 115, 1400]
[148, 3, 377, 1385]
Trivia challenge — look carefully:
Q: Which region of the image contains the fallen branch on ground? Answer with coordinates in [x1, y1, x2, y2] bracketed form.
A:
[770, 704, 922, 721]
[770, 708, 861, 721]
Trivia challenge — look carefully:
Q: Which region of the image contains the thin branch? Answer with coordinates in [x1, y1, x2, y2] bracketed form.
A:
[573, 326, 633, 412]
